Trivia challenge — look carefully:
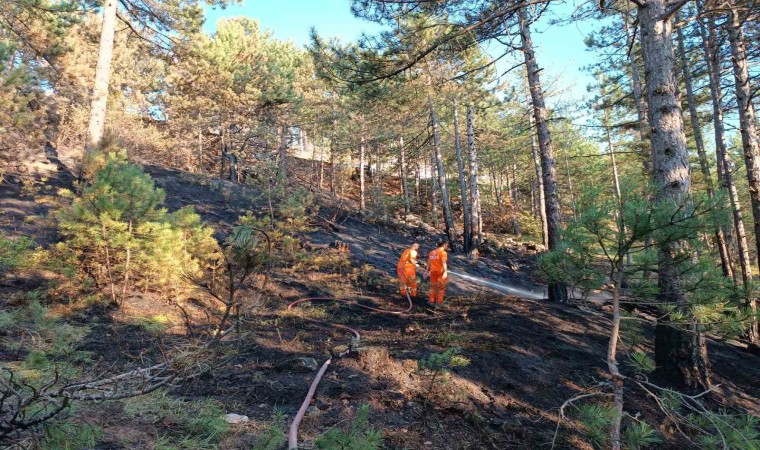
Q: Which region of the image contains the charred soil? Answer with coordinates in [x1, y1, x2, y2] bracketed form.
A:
[1, 158, 758, 449]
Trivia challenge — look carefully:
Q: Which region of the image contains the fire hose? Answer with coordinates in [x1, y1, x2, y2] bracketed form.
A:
[286, 292, 414, 450]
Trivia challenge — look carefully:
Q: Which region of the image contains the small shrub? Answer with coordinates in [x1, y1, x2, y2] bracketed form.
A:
[0, 235, 34, 275]
[123, 390, 228, 447]
[417, 347, 470, 402]
[315, 403, 383, 450]
[41, 419, 102, 450]
[56, 151, 218, 304]
[252, 426, 286, 450]
[575, 402, 663, 449]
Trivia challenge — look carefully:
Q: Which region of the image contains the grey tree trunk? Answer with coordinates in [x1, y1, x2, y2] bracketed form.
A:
[319, 135, 325, 189]
[528, 92, 549, 248]
[330, 120, 337, 195]
[698, 10, 751, 290]
[492, 170, 502, 208]
[432, 107, 458, 251]
[430, 141, 439, 228]
[726, 8, 760, 345]
[359, 132, 366, 210]
[623, 2, 651, 173]
[638, 0, 710, 389]
[676, 21, 734, 280]
[415, 162, 421, 204]
[399, 136, 411, 216]
[454, 103, 472, 252]
[564, 151, 577, 221]
[277, 125, 289, 181]
[519, 8, 566, 301]
[466, 106, 482, 257]
[85, 0, 118, 153]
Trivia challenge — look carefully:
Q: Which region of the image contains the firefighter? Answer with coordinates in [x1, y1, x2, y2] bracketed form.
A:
[397, 242, 420, 298]
[427, 239, 449, 306]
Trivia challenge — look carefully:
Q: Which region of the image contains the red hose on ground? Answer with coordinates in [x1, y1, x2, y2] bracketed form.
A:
[286, 292, 413, 450]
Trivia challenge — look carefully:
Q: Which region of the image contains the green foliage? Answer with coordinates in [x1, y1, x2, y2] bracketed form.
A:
[576, 403, 617, 448]
[622, 421, 663, 449]
[539, 181, 747, 336]
[0, 235, 35, 275]
[627, 351, 655, 374]
[251, 426, 286, 450]
[57, 151, 218, 304]
[418, 347, 470, 374]
[315, 403, 383, 450]
[41, 420, 102, 450]
[123, 390, 228, 448]
[237, 191, 315, 266]
[1, 293, 91, 379]
[684, 409, 760, 449]
[575, 403, 662, 449]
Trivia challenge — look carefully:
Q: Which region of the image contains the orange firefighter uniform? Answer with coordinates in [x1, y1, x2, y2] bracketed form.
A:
[427, 247, 448, 304]
[397, 247, 419, 297]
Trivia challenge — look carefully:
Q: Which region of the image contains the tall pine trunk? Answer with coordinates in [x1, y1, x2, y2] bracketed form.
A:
[623, 2, 652, 173]
[330, 120, 337, 195]
[726, 7, 760, 345]
[698, 10, 751, 289]
[277, 125, 289, 181]
[399, 136, 411, 216]
[676, 21, 734, 280]
[564, 151, 577, 221]
[432, 107, 458, 251]
[638, 0, 710, 389]
[359, 131, 366, 210]
[429, 153, 439, 228]
[85, 0, 118, 154]
[519, 8, 567, 301]
[530, 116, 548, 247]
[454, 103, 472, 252]
[466, 106, 482, 257]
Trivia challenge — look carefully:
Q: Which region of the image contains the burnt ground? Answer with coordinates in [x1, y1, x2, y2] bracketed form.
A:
[1, 155, 758, 449]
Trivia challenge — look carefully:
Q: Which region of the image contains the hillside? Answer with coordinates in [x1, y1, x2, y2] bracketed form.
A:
[1, 154, 758, 449]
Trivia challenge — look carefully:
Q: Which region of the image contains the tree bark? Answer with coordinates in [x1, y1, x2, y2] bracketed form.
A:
[430, 142, 439, 228]
[432, 107, 458, 251]
[519, 8, 566, 301]
[85, 0, 117, 154]
[454, 103, 472, 253]
[623, 2, 652, 174]
[359, 131, 366, 210]
[492, 169, 503, 208]
[638, 0, 710, 389]
[676, 20, 734, 281]
[698, 10, 751, 290]
[528, 87, 548, 248]
[277, 125, 289, 181]
[564, 151, 577, 221]
[399, 136, 411, 217]
[726, 7, 760, 345]
[330, 120, 337, 195]
[466, 106, 482, 257]
[319, 135, 325, 190]
[415, 162, 421, 205]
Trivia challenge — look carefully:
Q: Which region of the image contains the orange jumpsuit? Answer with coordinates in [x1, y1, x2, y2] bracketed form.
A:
[428, 248, 448, 304]
[397, 247, 418, 297]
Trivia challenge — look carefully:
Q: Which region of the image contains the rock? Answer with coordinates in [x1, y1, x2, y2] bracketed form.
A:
[224, 413, 249, 424]
[306, 406, 320, 415]
[277, 357, 319, 372]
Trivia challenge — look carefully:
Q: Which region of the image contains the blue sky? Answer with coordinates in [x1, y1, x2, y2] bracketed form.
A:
[203, 0, 600, 108]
